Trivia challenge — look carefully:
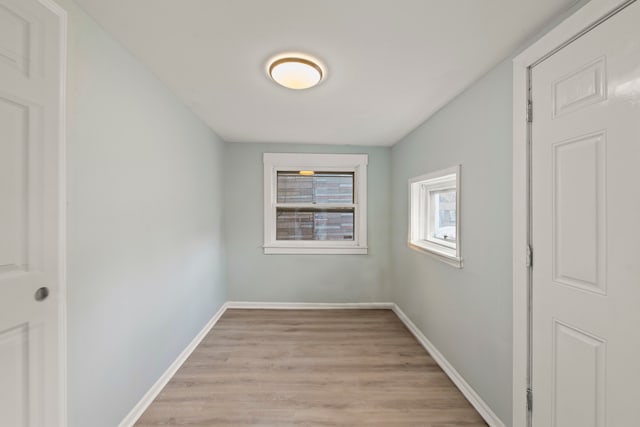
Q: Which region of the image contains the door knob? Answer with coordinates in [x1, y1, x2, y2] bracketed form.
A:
[34, 287, 49, 302]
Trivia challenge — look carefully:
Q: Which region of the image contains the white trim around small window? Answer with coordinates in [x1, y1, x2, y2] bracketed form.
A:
[408, 165, 462, 268]
[263, 153, 368, 255]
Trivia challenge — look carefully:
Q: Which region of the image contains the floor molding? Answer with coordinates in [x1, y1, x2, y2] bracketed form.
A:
[391, 304, 506, 427]
[118, 302, 230, 427]
[119, 301, 504, 427]
[226, 301, 395, 310]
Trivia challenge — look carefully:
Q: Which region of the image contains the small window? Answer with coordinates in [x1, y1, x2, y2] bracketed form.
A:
[408, 165, 462, 268]
[264, 153, 368, 254]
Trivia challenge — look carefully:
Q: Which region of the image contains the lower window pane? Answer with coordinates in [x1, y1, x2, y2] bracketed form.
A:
[276, 208, 354, 241]
[433, 190, 456, 242]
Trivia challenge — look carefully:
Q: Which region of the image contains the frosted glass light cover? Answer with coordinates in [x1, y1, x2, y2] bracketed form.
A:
[269, 57, 323, 90]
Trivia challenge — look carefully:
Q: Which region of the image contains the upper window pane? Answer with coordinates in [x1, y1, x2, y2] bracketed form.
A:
[277, 172, 354, 204]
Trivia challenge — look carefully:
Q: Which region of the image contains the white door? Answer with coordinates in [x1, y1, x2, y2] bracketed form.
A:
[531, 1, 640, 426]
[0, 0, 64, 425]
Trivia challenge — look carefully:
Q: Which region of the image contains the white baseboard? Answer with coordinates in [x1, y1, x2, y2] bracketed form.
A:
[226, 301, 395, 310]
[119, 300, 504, 427]
[118, 302, 230, 427]
[391, 304, 506, 427]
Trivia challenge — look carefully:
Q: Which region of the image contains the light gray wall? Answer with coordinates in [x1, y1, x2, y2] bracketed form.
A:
[390, 60, 513, 424]
[61, 2, 227, 426]
[224, 143, 391, 303]
[386, 3, 593, 424]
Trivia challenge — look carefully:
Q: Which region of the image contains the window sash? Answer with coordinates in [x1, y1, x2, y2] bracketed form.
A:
[275, 207, 356, 241]
[276, 171, 354, 204]
[270, 205, 361, 247]
[427, 187, 456, 249]
[270, 168, 362, 245]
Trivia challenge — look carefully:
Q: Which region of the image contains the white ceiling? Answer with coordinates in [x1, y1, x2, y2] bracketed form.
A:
[73, 0, 579, 146]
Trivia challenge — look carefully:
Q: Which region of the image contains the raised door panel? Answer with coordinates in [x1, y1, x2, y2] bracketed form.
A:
[552, 321, 606, 427]
[552, 131, 606, 295]
[0, 3, 31, 76]
[0, 324, 29, 427]
[0, 321, 45, 427]
[0, 96, 29, 274]
[553, 57, 606, 118]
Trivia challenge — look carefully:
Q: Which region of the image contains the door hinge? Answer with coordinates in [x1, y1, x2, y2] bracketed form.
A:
[527, 100, 533, 123]
[527, 387, 533, 412]
[526, 245, 533, 268]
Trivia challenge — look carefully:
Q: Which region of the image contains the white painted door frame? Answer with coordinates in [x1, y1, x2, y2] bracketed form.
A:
[511, 0, 636, 426]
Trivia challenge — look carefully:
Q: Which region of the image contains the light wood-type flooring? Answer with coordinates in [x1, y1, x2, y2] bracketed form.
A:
[136, 309, 488, 426]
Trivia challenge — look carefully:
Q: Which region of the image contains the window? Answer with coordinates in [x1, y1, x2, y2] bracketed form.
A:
[408, 165, 462, 268]
[263, 153, 368, 254]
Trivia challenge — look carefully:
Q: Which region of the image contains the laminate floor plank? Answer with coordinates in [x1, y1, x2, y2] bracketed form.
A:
[135, 309, 488, 426]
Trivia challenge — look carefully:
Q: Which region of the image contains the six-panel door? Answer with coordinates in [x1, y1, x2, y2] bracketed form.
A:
[531, 2, 640, 426]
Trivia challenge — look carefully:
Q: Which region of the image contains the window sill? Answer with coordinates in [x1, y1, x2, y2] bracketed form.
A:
[408, 241, 463, 268]
[264, 246, 368, 255]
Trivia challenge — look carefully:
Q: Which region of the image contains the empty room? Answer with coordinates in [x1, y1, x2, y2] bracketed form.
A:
[1, 0, 639, 426]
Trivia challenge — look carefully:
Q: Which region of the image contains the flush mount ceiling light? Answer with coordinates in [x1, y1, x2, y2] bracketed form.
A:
[268, 55, 324, 90]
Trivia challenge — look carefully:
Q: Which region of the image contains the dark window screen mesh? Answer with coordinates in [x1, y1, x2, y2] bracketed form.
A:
[276, 172, 355, 241]
[277, 172, 353, 204]
[276, 209, 354, 241]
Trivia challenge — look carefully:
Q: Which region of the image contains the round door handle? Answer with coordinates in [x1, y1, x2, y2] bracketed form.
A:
[34, 287, 49, 302]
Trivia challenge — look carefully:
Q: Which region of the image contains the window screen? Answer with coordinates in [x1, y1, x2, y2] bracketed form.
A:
[276, 172, 354, 241]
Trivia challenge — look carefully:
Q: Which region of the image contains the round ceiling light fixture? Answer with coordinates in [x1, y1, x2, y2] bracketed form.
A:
[268, 55, 325, 90]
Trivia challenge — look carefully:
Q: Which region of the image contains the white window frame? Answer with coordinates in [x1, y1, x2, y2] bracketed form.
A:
[263, 153, 368, 255]
[408, 165, 462, 268]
